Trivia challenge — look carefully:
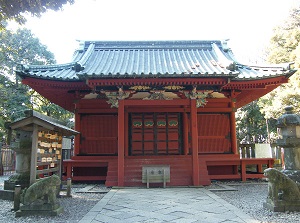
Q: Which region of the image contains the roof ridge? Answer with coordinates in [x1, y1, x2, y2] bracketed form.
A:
[83, 40, 224, 50]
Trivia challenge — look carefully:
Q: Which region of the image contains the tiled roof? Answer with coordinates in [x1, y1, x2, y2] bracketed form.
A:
[16, 40, 295, 81]
[10, 110, 79, 136]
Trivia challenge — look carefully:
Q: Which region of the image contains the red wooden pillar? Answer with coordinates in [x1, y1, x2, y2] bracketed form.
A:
[190, 99, 199, 186]
[124, 109, 129, 156]
[118, 100, 125, 187]
[183, 110, 189, 155]
[74, 112, 81, 156]
[230, 99, 238, 154]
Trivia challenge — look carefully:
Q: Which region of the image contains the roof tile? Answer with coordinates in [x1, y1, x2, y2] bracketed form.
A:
[16, 40, 294, 81]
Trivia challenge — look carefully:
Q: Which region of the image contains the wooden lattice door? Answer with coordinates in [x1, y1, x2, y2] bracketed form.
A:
[129, 113, 182, 155]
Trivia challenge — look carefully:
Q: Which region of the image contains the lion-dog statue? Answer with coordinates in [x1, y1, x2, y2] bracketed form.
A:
[21, 175, 61, 206]
[264, 168, 300, 202]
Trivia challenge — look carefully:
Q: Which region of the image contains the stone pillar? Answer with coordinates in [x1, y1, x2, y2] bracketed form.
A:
[276, 106, 300, 182]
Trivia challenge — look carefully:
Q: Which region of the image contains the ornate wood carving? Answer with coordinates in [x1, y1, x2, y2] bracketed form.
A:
[184, 86, 209, 107]
[102, 87, 131, 108]
[143, 90, 172, 100]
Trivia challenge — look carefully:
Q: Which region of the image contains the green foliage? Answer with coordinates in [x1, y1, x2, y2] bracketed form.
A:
[259, 5, 300, 121]
[237, 5, 300, 143]
[0, 74, 32, 140]
[236, 101, 273, 143]
[0, 28, 55, 79]
[30, 91, 74, 127]
[0, 27, 73, 142]
[0, 0, 74, 28]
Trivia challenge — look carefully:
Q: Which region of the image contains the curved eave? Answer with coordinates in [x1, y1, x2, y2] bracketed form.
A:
[21, 77, 90, 111]
[16, 70, 79, 82]
[15, 62, 80, 81]
[87, 76, 231, 88]
[224, 70, 296, 90]
[79, 72, 238, 80]
[21, 77, 88, 90]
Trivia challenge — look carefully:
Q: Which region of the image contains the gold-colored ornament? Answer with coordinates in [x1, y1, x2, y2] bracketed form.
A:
[129, 86, 151, 91]
[164, 85, 184, 91]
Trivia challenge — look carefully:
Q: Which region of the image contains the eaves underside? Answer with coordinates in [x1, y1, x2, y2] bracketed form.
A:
[21, 75, 289, 92]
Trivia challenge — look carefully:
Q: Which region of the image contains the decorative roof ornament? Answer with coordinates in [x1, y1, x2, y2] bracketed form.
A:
[184, 86, 209, 108]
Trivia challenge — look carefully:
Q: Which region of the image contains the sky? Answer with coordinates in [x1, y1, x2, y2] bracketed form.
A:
[10, 0, 300, 64]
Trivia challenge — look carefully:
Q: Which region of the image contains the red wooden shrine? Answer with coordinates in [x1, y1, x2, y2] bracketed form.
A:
[16, 40, 296, 186]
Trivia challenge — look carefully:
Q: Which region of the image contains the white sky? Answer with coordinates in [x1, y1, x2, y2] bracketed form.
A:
[12, 0, 299, 64]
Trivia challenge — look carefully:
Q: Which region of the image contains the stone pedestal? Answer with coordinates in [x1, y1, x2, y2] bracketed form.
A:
[15, 203, 63, 217]
[264, 198, 300, 212]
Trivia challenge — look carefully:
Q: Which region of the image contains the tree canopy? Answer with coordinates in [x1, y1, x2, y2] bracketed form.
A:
[0, 28, 73, 142]
[260, 6, 300, 118]
[0, 0, 74, 27]
[236, 5, 300, 144]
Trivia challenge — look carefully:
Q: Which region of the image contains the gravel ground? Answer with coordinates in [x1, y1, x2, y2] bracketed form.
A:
[206, 180, 300, 223]
[0, 175, 109, 223]
[1, 176, 300, 222]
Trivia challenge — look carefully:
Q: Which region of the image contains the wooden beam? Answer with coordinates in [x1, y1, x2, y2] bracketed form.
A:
[30, 124, 38, 185]
[77, 108, 118, 114]
[190, 99, 199, 186]
[124, 99, 190, 106]
[88, 77, 228, 87]
[197, 107, 232, 112]
[126, 107, 186, 113]
[118, 100, 125, 187]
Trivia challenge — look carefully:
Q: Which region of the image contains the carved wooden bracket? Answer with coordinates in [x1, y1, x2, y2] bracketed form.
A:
[102, 87, 131, 108]
[184, 86, 209, 108]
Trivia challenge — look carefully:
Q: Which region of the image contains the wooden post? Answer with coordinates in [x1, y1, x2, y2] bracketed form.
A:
[67, 178, 72, 197]
[190, 99, 199, 186]
[230, 99, 238, 154]
[183, 111, 189, 155]
[74, 112, 81, 155]
[118, 99, 125, 187]
[30, 124, 38, 185]
[13, 185, 21, 211]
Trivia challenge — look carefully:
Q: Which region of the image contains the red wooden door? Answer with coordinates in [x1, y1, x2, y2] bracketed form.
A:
[129, 113, 182, 155]
[80, 115, 118, 155]
[197, 113, 231, 153]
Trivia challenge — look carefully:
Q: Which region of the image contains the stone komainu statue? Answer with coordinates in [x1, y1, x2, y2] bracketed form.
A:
[264, 168, 300, 201]
[21, 175, 61, 205]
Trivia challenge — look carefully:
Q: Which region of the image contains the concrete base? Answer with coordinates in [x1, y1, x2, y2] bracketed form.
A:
[264, 199, 300, 212]
[15, 203, 64, 217]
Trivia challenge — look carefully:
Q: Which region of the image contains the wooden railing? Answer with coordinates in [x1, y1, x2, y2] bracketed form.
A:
[238, 143, 282, 165]
[239, 144, 256, 158]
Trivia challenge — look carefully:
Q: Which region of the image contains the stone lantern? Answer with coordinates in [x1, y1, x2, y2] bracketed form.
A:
[276, 106, 300, 182]
[4, 130, 32, 190]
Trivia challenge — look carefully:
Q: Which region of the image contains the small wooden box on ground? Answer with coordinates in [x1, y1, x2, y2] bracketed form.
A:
[142, 165, 170, 188]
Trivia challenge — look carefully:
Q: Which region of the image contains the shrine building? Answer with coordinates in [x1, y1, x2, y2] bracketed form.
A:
[16, 40, 296, 187]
